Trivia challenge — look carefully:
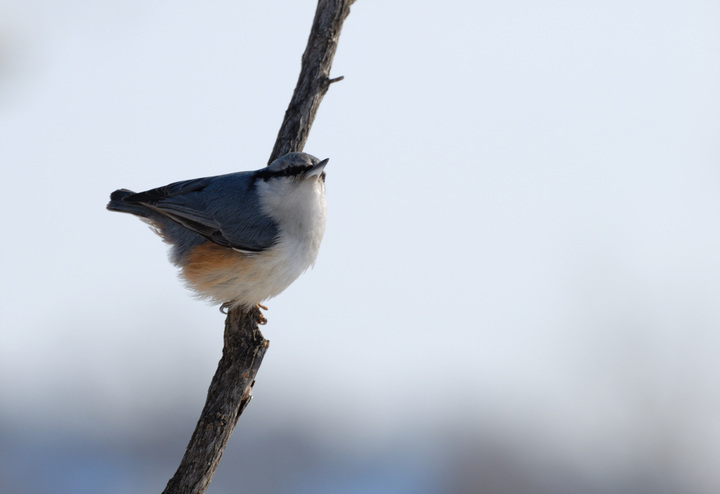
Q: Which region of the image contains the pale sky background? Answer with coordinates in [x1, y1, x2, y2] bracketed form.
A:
[1, 1, 719, 492]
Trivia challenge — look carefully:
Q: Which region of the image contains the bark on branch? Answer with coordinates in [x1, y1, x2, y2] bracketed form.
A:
[162, 1, 355, 493]
[162, 307, 268, 494]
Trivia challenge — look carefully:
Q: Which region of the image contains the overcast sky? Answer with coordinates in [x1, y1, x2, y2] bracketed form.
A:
[1, 1, 719, 491]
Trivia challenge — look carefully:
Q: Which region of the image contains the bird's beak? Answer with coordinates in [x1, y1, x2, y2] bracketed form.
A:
[305, 158, 329, 178]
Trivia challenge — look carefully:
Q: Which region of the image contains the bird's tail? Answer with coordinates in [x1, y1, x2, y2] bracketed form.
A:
[107, 189, 150, 217]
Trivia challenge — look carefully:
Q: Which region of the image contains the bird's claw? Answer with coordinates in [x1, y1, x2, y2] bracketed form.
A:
[256, 303, 268, 325]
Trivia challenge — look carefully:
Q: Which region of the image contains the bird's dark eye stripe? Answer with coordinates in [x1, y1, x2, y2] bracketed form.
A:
[255, 165, 310, 180]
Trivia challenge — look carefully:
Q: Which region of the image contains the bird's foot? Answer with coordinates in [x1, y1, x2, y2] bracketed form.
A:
[256, 303, 268, 325]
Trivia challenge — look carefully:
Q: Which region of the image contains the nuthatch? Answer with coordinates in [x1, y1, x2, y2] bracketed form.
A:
[107, 152, 328, 313]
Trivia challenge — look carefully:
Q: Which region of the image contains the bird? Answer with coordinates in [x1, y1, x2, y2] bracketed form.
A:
[107, 152, 328, 320]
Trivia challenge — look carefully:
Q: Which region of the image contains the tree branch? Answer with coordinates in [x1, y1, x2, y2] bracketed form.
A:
[162, 1, 354, 493]
[270, 0, 355, 162]
[162, 307, 268, 494]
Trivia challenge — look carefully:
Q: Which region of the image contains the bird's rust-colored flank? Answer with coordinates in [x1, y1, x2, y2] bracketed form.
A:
[182, 242, 257, 292]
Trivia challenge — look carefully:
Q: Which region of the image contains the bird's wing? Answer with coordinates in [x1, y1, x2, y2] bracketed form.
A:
[122, 175, 278, 252]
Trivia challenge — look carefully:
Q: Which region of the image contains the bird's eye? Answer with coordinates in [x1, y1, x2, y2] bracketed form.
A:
[256, 165, 310, 181]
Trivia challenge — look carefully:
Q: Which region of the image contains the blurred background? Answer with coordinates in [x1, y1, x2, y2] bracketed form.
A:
[1, 1, 719, 493]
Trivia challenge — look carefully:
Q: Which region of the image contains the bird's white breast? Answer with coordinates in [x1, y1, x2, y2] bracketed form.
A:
[256, 175, 327, 280]
[257, 175, 326, 240]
